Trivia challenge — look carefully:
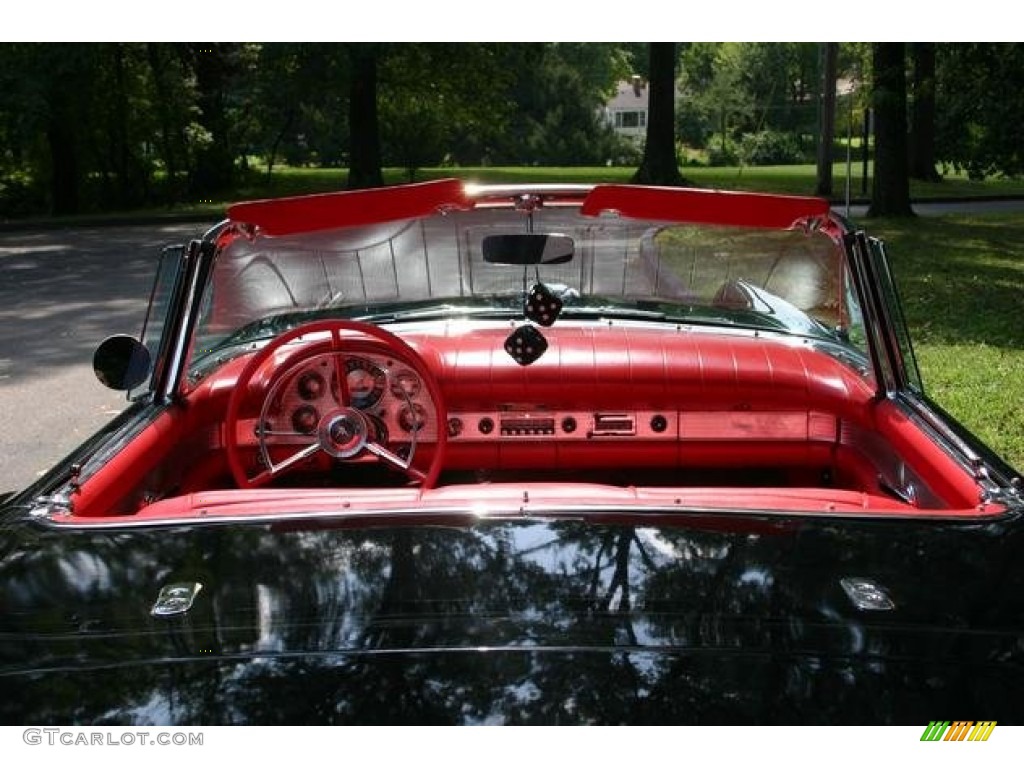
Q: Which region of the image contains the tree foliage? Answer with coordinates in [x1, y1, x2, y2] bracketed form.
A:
[677, 42, 820, 158]
[0, 42, 636, 215]
[487, 43, 631, 166]
[4, 43, 1024, 217]
[935, 43, 1024, 179]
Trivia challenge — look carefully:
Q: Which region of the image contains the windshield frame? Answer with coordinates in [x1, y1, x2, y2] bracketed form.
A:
[173, 183, 888, 396]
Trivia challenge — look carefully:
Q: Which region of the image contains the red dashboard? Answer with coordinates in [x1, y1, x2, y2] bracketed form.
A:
[67, 320, 986, 518]
[222, 321, 880, 478]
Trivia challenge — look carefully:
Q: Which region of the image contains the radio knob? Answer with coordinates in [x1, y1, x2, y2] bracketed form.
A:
[561, 416, 577, 434]
[478, 417, 494, 435]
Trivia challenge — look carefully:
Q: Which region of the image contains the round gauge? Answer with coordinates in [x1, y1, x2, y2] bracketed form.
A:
[390, 370, 421, 399]
[296, 371, 326, 401]
[344, 357, 387, 409]
[398, 403, 428, 433]
[291, 405, 319, 434]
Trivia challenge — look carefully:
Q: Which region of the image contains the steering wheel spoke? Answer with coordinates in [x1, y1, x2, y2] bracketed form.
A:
[329, 328, 351, 407]
[252, 441, 322, 487]
[364, 440, 422, 477]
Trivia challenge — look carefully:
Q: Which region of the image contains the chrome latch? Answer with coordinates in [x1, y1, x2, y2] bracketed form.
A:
[151, 582, 203, 617]
[840, 577, 895, 611]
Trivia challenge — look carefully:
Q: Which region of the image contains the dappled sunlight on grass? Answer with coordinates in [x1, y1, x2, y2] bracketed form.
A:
[916, 344, 1024, 471]
[867, 214, 1024, 470]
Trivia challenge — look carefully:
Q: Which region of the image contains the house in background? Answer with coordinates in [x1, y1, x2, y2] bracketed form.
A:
[602, 76, 648, 142]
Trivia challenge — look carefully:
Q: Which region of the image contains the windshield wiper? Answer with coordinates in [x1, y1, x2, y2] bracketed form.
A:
[559, 305, 668, 321]
[559, 303, 783, 334]
[355, 305, 520, 323]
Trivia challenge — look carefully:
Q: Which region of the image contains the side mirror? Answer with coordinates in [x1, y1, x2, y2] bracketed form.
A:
[93, 335, 152, 391]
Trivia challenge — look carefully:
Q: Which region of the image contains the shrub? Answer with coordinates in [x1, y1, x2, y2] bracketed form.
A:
[706, 139, 739, 167]
[737, 130, 804, 166]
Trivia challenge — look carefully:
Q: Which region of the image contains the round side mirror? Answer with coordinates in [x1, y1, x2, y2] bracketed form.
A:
[93, 335, 152, 391]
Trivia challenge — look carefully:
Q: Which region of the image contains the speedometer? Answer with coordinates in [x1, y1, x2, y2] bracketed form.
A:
[343, 357, 387, 409]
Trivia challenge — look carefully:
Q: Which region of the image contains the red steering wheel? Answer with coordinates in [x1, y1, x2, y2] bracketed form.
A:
[224, 319, 447, 490]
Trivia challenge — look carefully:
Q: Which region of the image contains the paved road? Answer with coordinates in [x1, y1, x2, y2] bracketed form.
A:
[838, 199, 1024, 219]
[2, 199, 1023, 496]
[0, 223, 208, 494]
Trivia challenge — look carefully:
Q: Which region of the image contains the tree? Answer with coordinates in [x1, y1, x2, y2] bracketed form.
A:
[346, 44, 384, 190]
[382, 44, 519, 173]
[867, 43, 913, 217]
[909, 43, 940, 182]
[815, 43, 839, 197]
[190, 43, 246, 196]
[478, 43, 628, 167]
[0, 45, 96, 215]
[633, 43, 687, 186]
[689, 43, 754, 162]
[739, 43, 819, 137]
[935, 43, 1024, 179]
[146, 43, 200, 204]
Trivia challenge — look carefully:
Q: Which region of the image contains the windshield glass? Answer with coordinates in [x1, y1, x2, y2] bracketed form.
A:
[191, 201, 865, 372]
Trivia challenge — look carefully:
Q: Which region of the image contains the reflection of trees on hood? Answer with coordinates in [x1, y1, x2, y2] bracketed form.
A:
[2, 515, 1022, 724]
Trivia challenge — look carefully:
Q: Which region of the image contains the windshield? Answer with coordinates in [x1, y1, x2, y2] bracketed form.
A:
[191, 199, 866, 373]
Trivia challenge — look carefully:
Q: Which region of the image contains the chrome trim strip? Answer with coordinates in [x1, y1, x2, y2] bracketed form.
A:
[37, 500, 1012, 531]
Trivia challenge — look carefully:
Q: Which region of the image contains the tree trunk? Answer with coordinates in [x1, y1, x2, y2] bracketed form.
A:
[147, 44, 183, 204]
[815, 43, 838, 197]
[632, 43, 687, 186]
[266, 109, 295, 181]
[111, 43, 135, 207]
[868, 43, 914, 217]
[347, 44, 384, 190]
[191, 43, 235, 196]
[46, 79, 80, 216]
[47, 108, 80, 216]
[909, 42, 941, 182]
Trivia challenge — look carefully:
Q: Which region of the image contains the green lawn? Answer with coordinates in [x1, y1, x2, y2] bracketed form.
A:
[237, 163, 1024, 202]
[859, 213, 1024, 472]
[10, 162, 1024, 228]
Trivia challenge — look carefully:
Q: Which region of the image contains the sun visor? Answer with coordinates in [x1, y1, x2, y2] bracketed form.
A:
[227, 178, 474, 236]
[581, 185, 831, 230]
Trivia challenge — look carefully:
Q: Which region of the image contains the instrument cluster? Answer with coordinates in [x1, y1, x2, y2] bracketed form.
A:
[262, 352, 435, 445]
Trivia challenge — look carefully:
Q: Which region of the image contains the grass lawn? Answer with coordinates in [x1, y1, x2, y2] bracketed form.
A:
[9, 162, 1024, 227]
[235, 163, 1024, 202]
[859, 213, 1024, 472]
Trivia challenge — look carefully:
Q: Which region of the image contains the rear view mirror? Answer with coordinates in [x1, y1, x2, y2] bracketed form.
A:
[93, 335, 152, 391]
[483, 233, 574, 265]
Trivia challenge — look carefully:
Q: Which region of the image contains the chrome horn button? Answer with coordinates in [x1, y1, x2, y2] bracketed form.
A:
[319, 409, 369, 458]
